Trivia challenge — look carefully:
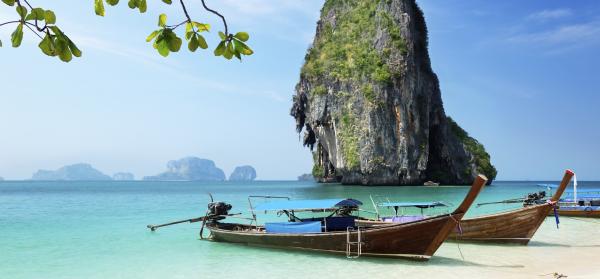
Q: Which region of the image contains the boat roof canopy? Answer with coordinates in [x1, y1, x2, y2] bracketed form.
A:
[254, 198, 363, 211]
[377, 201, 448, 208]
[537, 184, 600, 194]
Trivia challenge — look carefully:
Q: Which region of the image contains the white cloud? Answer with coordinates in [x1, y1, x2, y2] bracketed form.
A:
[507, 21, 600, 49]
[527, 9, 572, 21]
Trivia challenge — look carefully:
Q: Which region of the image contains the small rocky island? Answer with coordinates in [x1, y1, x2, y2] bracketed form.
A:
[291, 0, 496, 185]
[113, 172, 135, 181]
[297, 173, 315, 181]
[143, 157, 226, 181]
[229, 165, 257, 181]
[31, 163, 112, 181]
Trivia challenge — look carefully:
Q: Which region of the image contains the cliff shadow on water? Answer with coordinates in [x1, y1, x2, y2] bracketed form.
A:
[290, 0, 496, 186]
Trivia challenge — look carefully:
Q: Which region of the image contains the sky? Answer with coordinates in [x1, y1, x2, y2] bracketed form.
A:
[0, 0, 598, 180]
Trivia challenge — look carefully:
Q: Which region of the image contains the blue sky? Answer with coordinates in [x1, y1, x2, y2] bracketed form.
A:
[0, 0, 598, 180]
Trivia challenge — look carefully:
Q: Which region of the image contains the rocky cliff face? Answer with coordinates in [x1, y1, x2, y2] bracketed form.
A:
[229, 165, 257, 181]
[32, 163, 112, 181]
[143, 157, 225, 181]
[291, 0, 496, 185]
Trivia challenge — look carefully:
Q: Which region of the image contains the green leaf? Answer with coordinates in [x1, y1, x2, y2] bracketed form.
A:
[223, 41, 234, 60]
[188, 35, 198, 52]
[44, 10, 56, 24]
[156, 39, 169, 57]
[146, 30, 160, 42]
[185, 22, 192, 35]
[167, 36, 181, 52]
[214, 40, 226, 56]
[218, 31, 226, 40]
[127, 0, 136, 9]
[16, 5, 27, 19]
[233, 32, 249, 42]
[11, 23, 23, 47]
[38, 34, 56, 56]
[0, 39, 2, 47]
[2, 0, 15, 7]
[233, 39, 254, 55]
[193, 22, 210, 32]
[94, 0, 105, 16]
[197, 35, 208, 49]
[138, 0, 147, 13]
[106, 0, 119, 6]
[67, 37, 82, 57]
[26, 7, 45, 21]
[161, 0, 172, 4]
[55, 36, 72, 62]
[158, 13, 167, 27]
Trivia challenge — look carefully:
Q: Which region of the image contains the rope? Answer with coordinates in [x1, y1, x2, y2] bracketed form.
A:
[449, 213, 465, 261]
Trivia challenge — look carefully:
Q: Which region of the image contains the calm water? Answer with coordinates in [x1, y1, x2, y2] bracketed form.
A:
[1, 180, 599, 279]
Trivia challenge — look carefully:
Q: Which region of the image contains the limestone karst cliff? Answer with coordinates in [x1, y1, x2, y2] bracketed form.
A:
[291, 0, 496, 185]
[229, 165, 257, 181]
[31, 163, 112, 181]
[143, 157, 225, 181]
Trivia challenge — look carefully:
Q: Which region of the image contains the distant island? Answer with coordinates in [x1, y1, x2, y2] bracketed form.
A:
[297, 173, 315, 181]
[113, 172, 135, 181]
[229, 165, 257, 181]
[31, 163, 112, 181]
[0, 176, 4, 181]
[143, 157, 226, 181]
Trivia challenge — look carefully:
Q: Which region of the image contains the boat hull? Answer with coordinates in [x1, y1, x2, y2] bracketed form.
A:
[552, 207, 600, 217]
[207, 213, 463, 260]
[448, 204, 553, 244]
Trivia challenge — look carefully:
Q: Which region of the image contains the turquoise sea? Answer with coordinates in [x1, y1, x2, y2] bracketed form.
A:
[1, 180, 599, 279]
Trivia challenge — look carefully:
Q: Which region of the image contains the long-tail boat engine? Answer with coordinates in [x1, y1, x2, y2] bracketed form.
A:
[208, 202, 232, 217]
[523, 191, 546, 206]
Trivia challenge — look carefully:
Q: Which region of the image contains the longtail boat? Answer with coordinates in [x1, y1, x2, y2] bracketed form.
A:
[448, 170, 573, 244]
[538, 175, 600, 218]
[357, 170, 574, 245]
[148, 175, 487, 260]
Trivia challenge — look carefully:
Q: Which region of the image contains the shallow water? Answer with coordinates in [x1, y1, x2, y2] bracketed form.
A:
[1, 180, 599, 279]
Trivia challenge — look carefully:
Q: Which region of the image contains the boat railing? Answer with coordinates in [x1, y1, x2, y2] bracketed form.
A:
[247, 195, 290, 226]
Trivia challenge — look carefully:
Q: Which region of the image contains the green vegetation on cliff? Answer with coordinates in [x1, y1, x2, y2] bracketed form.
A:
[301, 0, 406, 86]
[340, 111, 361, 170]
[447, 117, 497, 180]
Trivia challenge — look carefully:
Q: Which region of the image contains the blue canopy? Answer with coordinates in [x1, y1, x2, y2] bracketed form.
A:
[254, 198, 363, 211]
[377, 201, 448, 208]
[537, 184, 600, 194]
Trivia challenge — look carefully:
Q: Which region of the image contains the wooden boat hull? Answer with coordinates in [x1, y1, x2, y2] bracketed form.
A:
[448, 203, 553, 244]
[207, 213, 463, 260]
[552, 208, 600, 217]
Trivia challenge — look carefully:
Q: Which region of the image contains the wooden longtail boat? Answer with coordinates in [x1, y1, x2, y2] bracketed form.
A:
[446, 170, 574, 244]
[539, 176, 600, 218]
[203, 175, 487, 260]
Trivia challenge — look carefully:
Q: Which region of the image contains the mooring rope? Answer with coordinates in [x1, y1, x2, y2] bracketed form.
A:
[449, 213, 465, 261]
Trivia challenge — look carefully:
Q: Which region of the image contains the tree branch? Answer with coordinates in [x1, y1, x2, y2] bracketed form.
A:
[179, 0, 192, 23]
[200, 0, 228, 36]
[22, 0, 34, 10]
[0, 20, 21, 27]
[23, 22, 43, 39]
